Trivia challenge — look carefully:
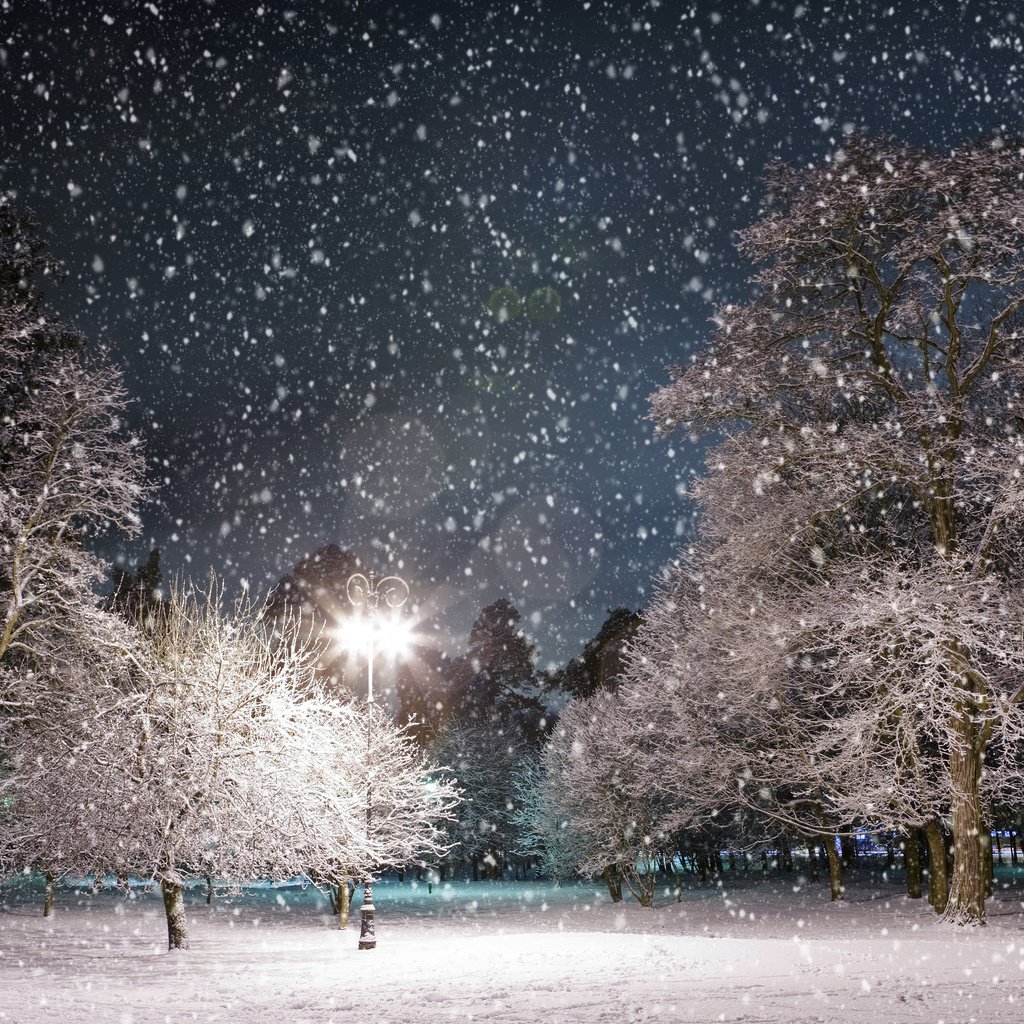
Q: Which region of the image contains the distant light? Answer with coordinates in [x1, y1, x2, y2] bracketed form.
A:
[335, 613, 415, 660]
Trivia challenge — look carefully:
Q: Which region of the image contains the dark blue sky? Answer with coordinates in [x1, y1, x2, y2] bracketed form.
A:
[3, 0, 1021, 665]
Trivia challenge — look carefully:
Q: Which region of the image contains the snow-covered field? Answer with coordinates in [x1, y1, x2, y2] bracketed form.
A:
[2, 869, 1023, 1023]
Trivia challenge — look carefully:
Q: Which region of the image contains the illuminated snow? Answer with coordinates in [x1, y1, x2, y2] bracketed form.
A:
[2, 873, 1021, 1023]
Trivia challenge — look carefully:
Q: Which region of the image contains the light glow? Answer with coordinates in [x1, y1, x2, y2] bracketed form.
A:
[335, 612, 416, 661]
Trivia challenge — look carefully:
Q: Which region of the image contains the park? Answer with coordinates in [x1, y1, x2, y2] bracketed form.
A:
[2, 865, 1023, 1022]
[6, 4, 1024, 1022]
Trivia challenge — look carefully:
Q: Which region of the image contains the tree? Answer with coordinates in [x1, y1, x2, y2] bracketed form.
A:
[540, 692, 674, 906]
[1, 580, 459, 950]
[0, 196, 148, 924]
[624, 515, 950, 903]
[645, 135, 1024, 924]
[510, 753, 593, 885]
[0, 199, 63, 308]
[266, 543, 361, 630]
[312, 700, 461, 924]
[448, 597, 545, 737]
[548, 606, 641, 701]
[0, 617, 146, 915]
[430, 599, 546, 879]
[265, 542, 361, 684]
[108, 548, 165, 628]
[432, 716, 530, 880]
[0, 195, 145, 680]
[392, 648, 450, 741]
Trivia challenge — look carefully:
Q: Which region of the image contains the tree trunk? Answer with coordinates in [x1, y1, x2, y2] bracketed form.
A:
[602, 865, 623, 903]
[982, 826, 994, 899]
[779, 835, 794, 872]
[923, 819, 949, 914]
[623, 863, 656, 907]
[43, 872, 55, 918]
[160, 878, 190, 950]
[904, 829, 922, 899]
[671, 866, 684, 901]
[817, 843, 829, 875]
[944, 730, 987, 925]
[825, 837, 844, 901]
[335, 879, 353, 928]
[205, 874, 213, 905]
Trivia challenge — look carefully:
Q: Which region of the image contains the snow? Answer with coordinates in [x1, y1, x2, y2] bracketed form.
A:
[2, 870, 1022, 1023]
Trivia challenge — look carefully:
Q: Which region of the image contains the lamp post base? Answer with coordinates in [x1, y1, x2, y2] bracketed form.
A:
[358, 881, 376, 950]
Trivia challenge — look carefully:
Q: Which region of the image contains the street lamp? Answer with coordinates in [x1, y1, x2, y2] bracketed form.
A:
[346, 568, 410, 951]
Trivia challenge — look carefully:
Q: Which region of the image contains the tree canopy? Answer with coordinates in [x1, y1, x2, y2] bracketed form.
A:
[631, 135, 1024, 925]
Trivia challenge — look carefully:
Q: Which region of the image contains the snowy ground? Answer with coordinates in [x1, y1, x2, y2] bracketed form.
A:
[2, 868, 1024, 1023]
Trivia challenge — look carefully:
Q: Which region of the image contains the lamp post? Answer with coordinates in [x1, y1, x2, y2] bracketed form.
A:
[346, 568, 409, 951]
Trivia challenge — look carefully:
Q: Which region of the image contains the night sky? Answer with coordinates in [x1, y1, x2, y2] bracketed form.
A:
[2, 0, 1022, 666]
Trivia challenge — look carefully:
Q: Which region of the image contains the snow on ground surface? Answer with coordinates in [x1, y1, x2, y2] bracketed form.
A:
[2, 867, 1024, 1023]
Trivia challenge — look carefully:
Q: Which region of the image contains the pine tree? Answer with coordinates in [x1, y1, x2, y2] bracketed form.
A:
[449, 597, 544, 736]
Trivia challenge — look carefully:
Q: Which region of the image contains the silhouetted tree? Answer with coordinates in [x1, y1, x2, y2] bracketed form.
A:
[448, 597, 544, 739]
[551, 606, 641, 701]
[108, 548, 164, 628]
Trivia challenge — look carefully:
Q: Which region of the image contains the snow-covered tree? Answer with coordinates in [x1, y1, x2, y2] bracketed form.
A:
[0, 348, 145, 668]
[624, 513, 936, 903]
[348, 700, 461, 875]
[0, 197, 148, 919]
[511, 752, 598, 886]
[644, 136, 1024, 924]
[0, 620, 146, 915]
[540, 692, 675, 906]
[1, 580, 459, 950]
[432, 715, 535, 880]
[0, 196, 145, 687]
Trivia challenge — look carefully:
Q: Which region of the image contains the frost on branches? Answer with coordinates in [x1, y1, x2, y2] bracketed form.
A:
[637, 136, 1024, 925]
[0, 581, 460, 950]
[0, 196, 145, 695]
[539, 693, 676, 906]
[0, 196, 150, 915]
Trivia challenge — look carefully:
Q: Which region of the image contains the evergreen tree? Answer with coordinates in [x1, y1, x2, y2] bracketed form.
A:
[449, 597, 544, 738]
[108, 548, 164, 628]
[552, 606, 641, 701]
